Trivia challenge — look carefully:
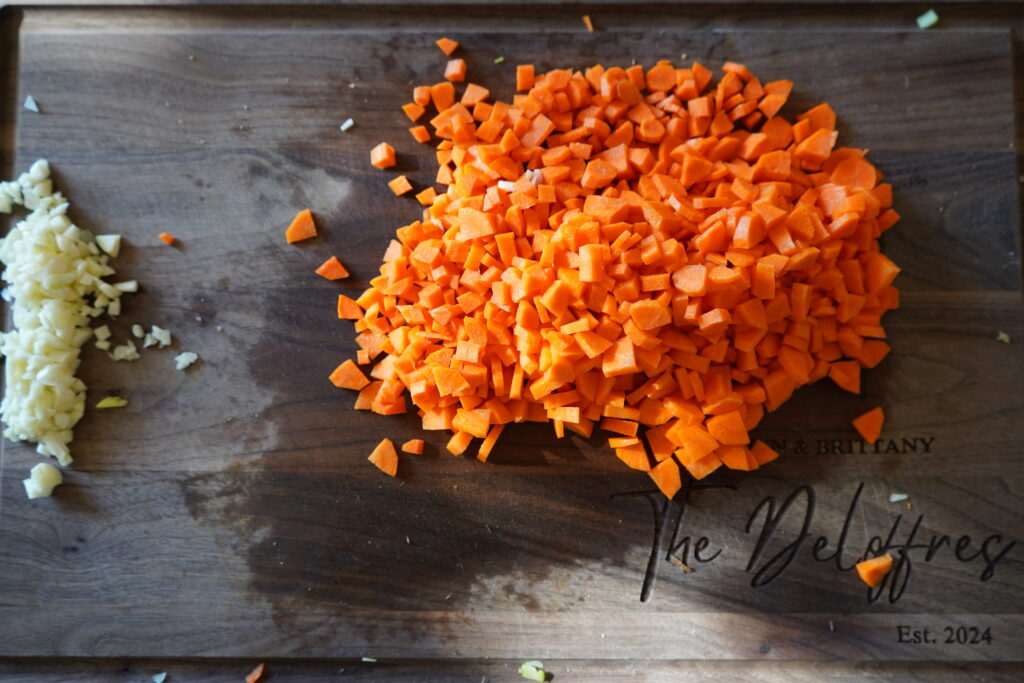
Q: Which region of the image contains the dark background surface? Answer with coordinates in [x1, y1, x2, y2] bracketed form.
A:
[1, 2, 1023, 680]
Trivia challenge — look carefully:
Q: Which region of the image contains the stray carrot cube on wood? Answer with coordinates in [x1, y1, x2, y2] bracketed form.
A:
[852, 406, 884, 443]
[444, 59, 467, 82]
[402, 102, 425, 122]
[370, 142, 396, 169]
[369, 438, 399, 476]
[245, 663, 265, 683]
[315, 255, 350, 280]
[435, 37, 458, 56]
[856, 553, 893, 587]
[388, 175, 413, 196]
[285, 209, 316, 243]
[401, 439, 424, 455]
[158, 232, 176, 245]
[415, 187, 437, 205]
[409, 125, 431, 143]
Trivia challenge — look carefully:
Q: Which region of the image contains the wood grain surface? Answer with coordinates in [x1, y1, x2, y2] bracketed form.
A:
[0, 1, 1022, 674]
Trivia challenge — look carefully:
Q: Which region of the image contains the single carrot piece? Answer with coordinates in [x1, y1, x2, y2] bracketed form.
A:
[445, 59, 467, 83]
[285, 209, 317, 243]
[401, 439, 424, 455]
[461, 83, 490, 106]
[829, 360, 861, 394]
[245, 663, 265, 683]
[409, 125, 431, 143]
[337, 294, 362, 319]
[158, 232, 176, 245]
[477, 424, 504, 461]
[368, 438, 399, 476]
[388, 175, 414, 196]
[856, 554, 893, 588]
[435, 37, 458, 56]
[750, 440, 779, 466]
[402, 102, 425, 122]
[415, 186, 437, 205]
[370, 142, 396, 169]
[413, 85, 431, 107]
[430, 81, 456, 110]
[315, 255, 350, 280]
[649, 458, 682, 499]
[581, 15, 595, 32]
[329, 359, 369, 390]
[852, 406, 884, 443]
[516, 64, 535, 91]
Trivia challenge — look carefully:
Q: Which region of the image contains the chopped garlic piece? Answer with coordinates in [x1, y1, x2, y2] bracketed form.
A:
[174, 351, 198, 370]
[95, 234, 121, 257]
[96, 396, 127, 409]
[110, 341, 140, 361]
[23, 95, 39, 113]
[131, 324, 145, 338]
[23, 463, 62, 499]
[95, 339, 110, 350]
[152, 674, 167, 683]
[151, 325, 172, 347]
[518, 660, 546, 682]
[114, 280, 138, 292]
[889, 493, 909, 503]
[94, 325, 111, 341]
[996, 331, 1011, 344]
[340, 118, 355, 132]
[142, 333, 158, 348]
[497, 180, 515, 192]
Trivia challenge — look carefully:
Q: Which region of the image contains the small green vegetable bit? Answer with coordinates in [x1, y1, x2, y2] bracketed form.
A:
[916, 9, 939, 29]
[96, 396, 128, 409]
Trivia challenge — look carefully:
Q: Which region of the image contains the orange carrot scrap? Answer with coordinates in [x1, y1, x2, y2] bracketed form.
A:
[370, 142, 396, 169]
[581, 15, 595, 32]
[158, 232, 176, 245]
[368, 438, 399, 476]
[852, 406, 884, 443]
[315, 255, 350, 280]
[856, 553, 893, 588]
[516, 64, 534, 91]
[245, 663, 265, 683]
[401, 438, 424, 455]
[402, 102, 425, 122]
[337, 294, 362, 319]
[329, 359, 369, 390]
[436, 37, 458, 56]
[415, 186, 437, 205]
[388, 175, 414, 196]
[285, 209, 317, 243]
[323, 48, 900, 495]
[409, 125, 431, 143]
[445, 59, 467, 83]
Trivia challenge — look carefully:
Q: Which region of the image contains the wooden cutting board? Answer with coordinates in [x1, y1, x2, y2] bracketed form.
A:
[1, 5, 1022, 663]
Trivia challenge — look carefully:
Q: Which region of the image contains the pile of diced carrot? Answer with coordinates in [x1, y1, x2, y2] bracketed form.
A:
[330, 39, 900, 497]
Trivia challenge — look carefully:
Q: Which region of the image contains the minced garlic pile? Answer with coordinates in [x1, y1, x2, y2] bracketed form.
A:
[0, 160, 129, 465]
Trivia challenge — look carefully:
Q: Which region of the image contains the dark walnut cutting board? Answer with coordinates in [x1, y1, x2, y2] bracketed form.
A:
[0, 4, 1021, 663]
